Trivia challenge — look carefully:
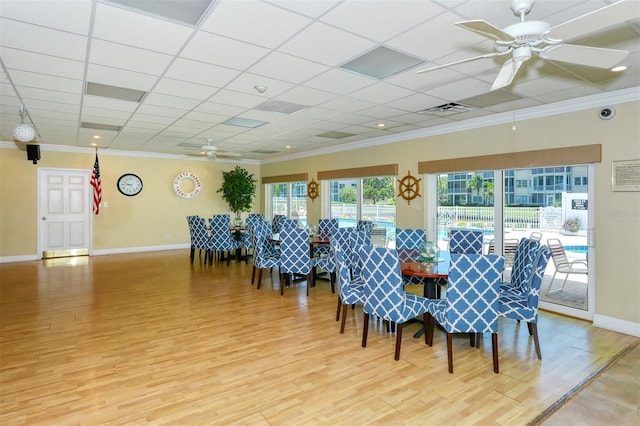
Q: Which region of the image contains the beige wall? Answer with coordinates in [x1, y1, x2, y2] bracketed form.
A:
[0, 147, 260, 255]
[1, 102, 638, 326]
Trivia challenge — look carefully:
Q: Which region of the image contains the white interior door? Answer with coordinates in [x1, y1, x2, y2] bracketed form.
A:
[38, 168, 91, 258]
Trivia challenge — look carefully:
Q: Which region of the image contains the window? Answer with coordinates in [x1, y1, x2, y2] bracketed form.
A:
[268, 181, 307, 226]
[328, 176, 396, 237]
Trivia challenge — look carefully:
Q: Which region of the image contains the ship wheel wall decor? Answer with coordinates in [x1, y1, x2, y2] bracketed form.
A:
[398, 171, 421, 205]
[307, 179, 319, 201]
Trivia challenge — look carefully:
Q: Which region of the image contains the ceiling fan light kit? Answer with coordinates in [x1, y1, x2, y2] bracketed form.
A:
[416, 0, 635, 91]
[13, 107, 37, 142]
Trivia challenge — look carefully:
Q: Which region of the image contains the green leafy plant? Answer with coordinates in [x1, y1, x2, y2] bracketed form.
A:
[217, 166, 257, 219]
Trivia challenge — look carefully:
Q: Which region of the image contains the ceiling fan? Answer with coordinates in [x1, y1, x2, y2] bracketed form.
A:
[416, 0, 638, 90]
[186, 139, 242, 159]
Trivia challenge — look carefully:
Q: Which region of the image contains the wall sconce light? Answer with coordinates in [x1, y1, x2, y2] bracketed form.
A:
[13, 107, 37, 142]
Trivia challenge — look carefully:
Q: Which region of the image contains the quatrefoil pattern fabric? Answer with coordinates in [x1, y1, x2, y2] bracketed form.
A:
[279, 227, 312, 275]
[210, 215, 241, 251]
[449, 229, 484, 254]
[335, 249, 366, 305]
[500, 238, 540, 296]
[427, 253, 504, 334]
[361, 247, 430, 323]
[395, 228, 427, 262]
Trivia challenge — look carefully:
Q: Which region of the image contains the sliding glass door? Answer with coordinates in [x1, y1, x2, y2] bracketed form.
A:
[432, 165, 593, 318]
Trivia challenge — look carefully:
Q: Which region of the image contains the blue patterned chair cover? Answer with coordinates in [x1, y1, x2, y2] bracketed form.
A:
[209, 215, 242, 266]
[186, 215, 199, 262]
[272, 214, 286, 233]
[425, 253, 505, 373]
[335, 248, 366, 333]
[500, 238, 540, 296]
[349, 230, 372, 281]
[278, 217, 299, 230]
[499, 246, 551, 360]
[191, 216, 213, 264]
[356, 220, 374, 235]
[279, 227, 312, 296]
[252, 220, 281, 290]
[360, 247, 430, 360]
[315, 218, 339, 257]
[395, 228, 427, 262]
[449, 229, 484, 254]
[314, 227, 353, 297]
[241, 213, 265, 254]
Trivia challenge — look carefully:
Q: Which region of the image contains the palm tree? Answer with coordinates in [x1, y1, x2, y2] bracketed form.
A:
[483, 181, 494, 205]
[466, 174, 483, 205]
[438, 175, 448, 203]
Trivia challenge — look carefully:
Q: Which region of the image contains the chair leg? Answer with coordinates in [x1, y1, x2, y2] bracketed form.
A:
[340, 304, 349, 334]
[394, 323, 403, 361]
[422, 313, 429, 345]
[251, 265, 256, 284]
[336, 296, 342, 321]
[281, 274, 286, 296]
[426, 313, 434, 347]
[529, 322, 542, 360]
[447, 333, 454, 373]
[361, 313, 370, 347]
[190, 246, 195, 263]
[560, 274, 570, 292]
[470, 333, 475, 347]
[546, 271, 559, 295]
[306, 273, 310, 297]
[257, 268, 263, 289]
[330, 272, 336, 293]
[492, 333, 499, 373]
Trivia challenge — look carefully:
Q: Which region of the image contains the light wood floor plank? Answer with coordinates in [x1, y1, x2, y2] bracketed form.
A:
[1, 250, 637, 425]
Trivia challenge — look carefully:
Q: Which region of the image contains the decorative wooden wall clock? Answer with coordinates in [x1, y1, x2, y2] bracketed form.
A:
[397, 171, 421, 205]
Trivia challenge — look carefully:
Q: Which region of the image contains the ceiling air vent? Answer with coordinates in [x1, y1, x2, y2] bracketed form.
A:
[419, 102, 475, 116]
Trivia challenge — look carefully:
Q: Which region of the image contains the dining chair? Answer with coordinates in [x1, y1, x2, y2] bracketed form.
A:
[395, 228, 427, 262]
[425, 253, 505, 373]
[448, 229, 484, 254]
[335, 248, 366, 334]
[190, 216, 213, 264]
[242, 213, 264, 259]
[349, 230, 372, 282]
[499, 246, 552, 360]
[499, 237, 540, 296]
[360, 246, 430, 361]
[278, 217, 299, 230]
[315, 218, 339, 258]
[186, 215, 198, 262]
[314, 228, 353, 312]
[209, 214, 242, 266]
[279, 227, 313, 296]
[356, 220, 374, 236]
[545, 238, 588, 295]
[252, 221, 281, 290]
[272, 214, 286, 233]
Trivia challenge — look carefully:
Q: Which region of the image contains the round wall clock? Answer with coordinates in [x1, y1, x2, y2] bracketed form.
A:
[117, 173, 143, 196]
[173, 172, 201, 199]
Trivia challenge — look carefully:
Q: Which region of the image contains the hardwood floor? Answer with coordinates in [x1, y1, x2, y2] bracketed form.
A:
[1, 250, 637, 425]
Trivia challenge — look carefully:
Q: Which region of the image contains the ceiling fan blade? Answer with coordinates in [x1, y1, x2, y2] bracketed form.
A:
[545, 0, 640, 43]
[490, 59, 523, 91]
[416, 51, 505, 74]
[539, 44, 630, 68]
[217, 151, 242, 158]
[456, 20, 514, 42]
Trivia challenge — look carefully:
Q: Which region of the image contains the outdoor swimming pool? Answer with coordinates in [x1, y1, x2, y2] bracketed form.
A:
[564, 245, 588, 254]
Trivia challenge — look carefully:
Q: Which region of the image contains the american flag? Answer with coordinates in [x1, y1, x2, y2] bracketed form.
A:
[90, 152, 102, 215]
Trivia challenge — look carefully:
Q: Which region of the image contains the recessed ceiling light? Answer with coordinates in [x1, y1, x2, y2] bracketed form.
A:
[92, 135, 101, 139]
[377, 123, 385, 128]
[285, 145, 291, 149]
[611, 65, 627, 72]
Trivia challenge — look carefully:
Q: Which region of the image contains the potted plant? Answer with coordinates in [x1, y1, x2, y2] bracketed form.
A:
[562, 216, 581, 233]
[217, 166, 257, 227]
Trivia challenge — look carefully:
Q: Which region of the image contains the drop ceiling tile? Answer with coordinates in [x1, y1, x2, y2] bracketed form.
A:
[195, 101, 245, 117]
[200, 0, 311, 48]
[0, 0, 91, 34]
[303, 68, 376, 95]
[208, 88, 265, 109]
[264, 0, 340, 19]
[93, 3, 194, 54]
[164, 58, 240, 87]
[135, 104, 186, 118]
[0, 19, 88, 61]
[10, 70, 83, 94]
[249, 51, 329, 84]
[181, 31, 270, 70]
[348, 82, 416, 105]
[278, 86, 336, 107]
[279, 21, 376, 67]
[83, 95, 139, 113]
[320, 96, 376, 113]
[182, 111, 229, 124]
[89, 39, 173, 75]
[0, 48, 85, 80]
[426, 77, 490, 103]
[387, 92, 450, 113]
[151, 78, 218, 100]
[224, 73, 294, 98]
[321, 0, 446, 42]
[86, 64, 159, 92]
[13, 86, 81, 106]
[143, 93, 201, 110]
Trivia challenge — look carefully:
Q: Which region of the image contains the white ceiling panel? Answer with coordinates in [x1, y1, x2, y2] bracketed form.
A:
[1, 0, 637, 161]
[200, 0, 312, 48]
[93, 2, 194, 54]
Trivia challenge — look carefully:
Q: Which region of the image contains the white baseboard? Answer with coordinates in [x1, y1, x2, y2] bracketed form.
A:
[0, 244, 190, 263]
[593, 314, 640, 337]
[92, 243, 190, 256]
